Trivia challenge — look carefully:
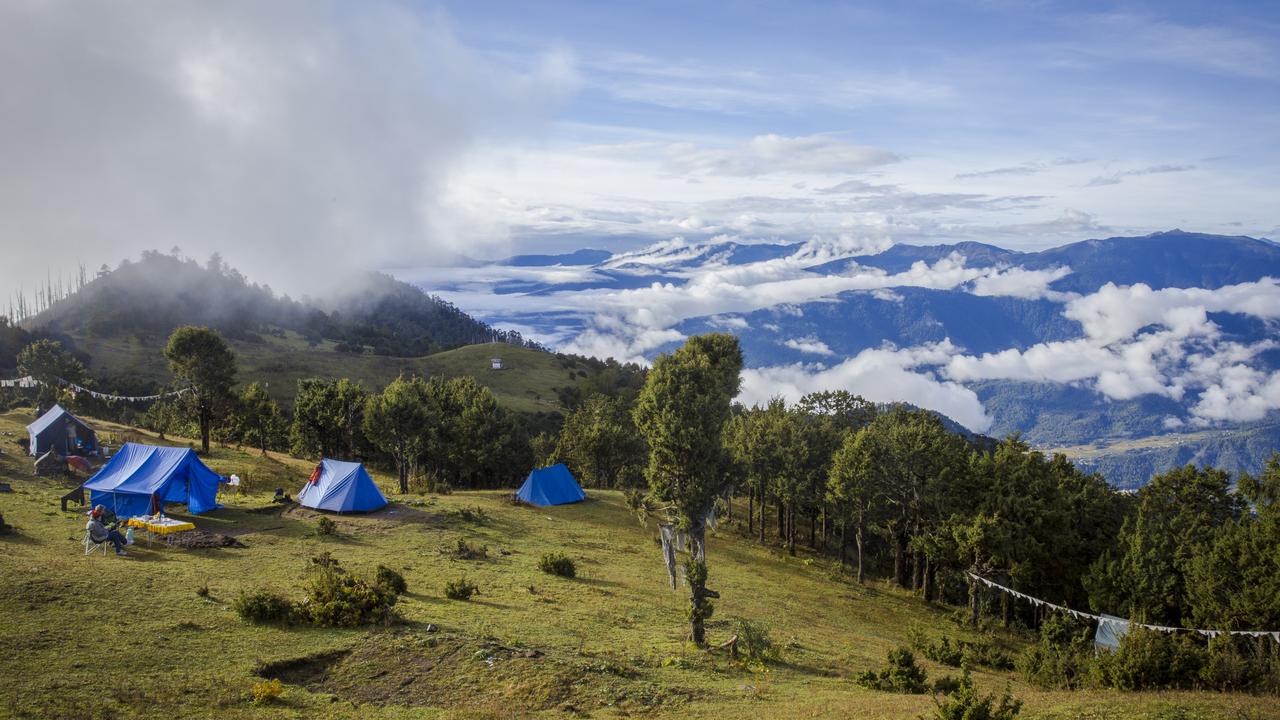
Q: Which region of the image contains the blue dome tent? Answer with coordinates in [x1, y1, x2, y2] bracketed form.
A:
[297, 459, 388, 513]
[81, 443, 222, 518]
[516, 463, 586, 507]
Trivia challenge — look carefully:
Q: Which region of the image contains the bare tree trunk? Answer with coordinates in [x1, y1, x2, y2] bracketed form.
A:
[912, 551, 925, 591]
[809, 510, 817, 548]
[777, 496, 785, 539]
[759, 491, 766, 543]
[687, 518, 718, 647]
[969, 574, 980, 626]
[855, 523, 866, 584]
[922, 556, 933, 604]
[787, 506, 796, 556]
[893, 532, 909, 588]
[747, 486, 754, 536]
[839, 521, 848, 569]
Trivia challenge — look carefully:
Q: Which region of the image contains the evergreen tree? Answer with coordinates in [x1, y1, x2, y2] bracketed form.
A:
[1086, 464, 1241, 625]
[16, 338, 87, 408]
[291, 377, 369, 459]
[553, 393, 646, 487]
[364, 376, 437, 494]
[424, 376, 521, 488]
[828, 426, 889, 583]
[163, 326, 237, 454]
[236, 381, 285, 455]
[1185, 454, 1280, 629]
[633, 333, 742, 646]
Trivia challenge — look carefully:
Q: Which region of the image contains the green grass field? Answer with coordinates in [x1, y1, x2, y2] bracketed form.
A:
[71, 333, 580, 414]
[0, 408, 1276, 719]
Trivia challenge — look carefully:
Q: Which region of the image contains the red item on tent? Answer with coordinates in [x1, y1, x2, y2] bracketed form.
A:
[308, 464, 322, 484]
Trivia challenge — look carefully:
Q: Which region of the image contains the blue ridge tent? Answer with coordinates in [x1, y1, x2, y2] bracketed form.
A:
[82, 443, 222, 518]
[297, 459, 388, 513]
[516, 463, 586, 507]
[27, 404, 97, 457]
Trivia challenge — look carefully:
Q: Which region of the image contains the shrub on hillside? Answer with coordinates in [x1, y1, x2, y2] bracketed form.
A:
[316, 516, 337, 536]
[300, 563, 398, 627]
[250, 678, 284, 706]
[233, 589, 294, 625]
[1017, 613, 1094, 689]
[375, 565, 408, 595]
[962, 637, 1014, 670]
[1090, 627, 1205, 691]
[1199, 636, 1280, 694]
[538, 552, 576, 578]
[913, 630, 1014, 671]
[856, 647, 931, 694]
[444, 537, 488, 560]
[929, 672, 1021, 720]
[735, 618, 780, 666]
[918, 635, 964, 667]
[455, 505, 487, 523]
[444, 576, 478, 601]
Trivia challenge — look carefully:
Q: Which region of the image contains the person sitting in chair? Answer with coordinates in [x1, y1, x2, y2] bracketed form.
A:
[96, 504, 119, 529]
[86, 506, 128, 556]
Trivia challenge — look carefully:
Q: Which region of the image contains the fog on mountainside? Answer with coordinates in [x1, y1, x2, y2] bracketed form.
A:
[23, 251, 536, 357]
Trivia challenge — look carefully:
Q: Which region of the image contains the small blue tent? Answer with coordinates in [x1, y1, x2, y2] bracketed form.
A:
[82, 443, 222, 518]
[27, 404, 97, 457]
[297, 459, 388, 513]
[516, 463, 586, 507]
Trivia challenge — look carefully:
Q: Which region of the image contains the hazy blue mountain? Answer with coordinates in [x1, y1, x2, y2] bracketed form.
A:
[809, 240, 1015, 275]
[1028, 230, 1280, 292]
[500, 248, 613, 267]
[417, 230, 1280, 486]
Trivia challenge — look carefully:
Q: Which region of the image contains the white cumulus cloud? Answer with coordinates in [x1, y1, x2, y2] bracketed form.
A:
[741, 341, 992, 432]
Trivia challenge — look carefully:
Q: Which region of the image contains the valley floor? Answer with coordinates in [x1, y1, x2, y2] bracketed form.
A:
[0, 409, 1275, 719]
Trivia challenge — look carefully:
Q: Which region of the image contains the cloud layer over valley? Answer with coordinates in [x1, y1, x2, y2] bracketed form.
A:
[411, 232, 1280, 433]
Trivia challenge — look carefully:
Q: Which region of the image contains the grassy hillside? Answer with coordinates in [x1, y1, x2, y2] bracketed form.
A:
[73, 332, 584, 414]
[1, 408, 1274, 719]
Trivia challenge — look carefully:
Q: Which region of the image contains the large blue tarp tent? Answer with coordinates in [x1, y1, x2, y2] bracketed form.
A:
[297, 459, 388, 513]
[27, 404, 97, 457]
[82, 442, 222, 518]
[516, 463, 586, 507]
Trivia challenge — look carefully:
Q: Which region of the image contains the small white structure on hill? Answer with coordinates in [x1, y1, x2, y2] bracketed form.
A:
[490, 357, 503, 370]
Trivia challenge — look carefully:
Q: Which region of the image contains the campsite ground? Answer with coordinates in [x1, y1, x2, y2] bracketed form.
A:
[0, 408, 1276, 720]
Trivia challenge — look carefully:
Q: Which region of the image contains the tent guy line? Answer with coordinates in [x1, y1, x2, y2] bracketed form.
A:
[969, 573, 1280, 643]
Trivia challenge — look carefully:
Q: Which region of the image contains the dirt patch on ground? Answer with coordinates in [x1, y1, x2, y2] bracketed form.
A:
[256, 631, 700, 715]
[167, 530, 246, 549]
[282, 503, 441, 533]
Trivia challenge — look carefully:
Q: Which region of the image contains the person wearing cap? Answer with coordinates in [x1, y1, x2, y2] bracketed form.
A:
[86, 505, 128, 556]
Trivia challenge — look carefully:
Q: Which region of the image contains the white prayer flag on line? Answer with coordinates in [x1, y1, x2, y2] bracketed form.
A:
[967, 571, 1280, 643]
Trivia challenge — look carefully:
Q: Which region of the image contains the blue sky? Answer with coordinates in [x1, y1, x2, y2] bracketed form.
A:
[427, 0, 1279, 254]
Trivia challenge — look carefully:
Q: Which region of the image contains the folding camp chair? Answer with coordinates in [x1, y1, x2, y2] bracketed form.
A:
[82, 530, 109, 556]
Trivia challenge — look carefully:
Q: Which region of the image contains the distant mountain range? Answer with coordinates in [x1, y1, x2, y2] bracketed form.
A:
[414, 230, 1280, 487]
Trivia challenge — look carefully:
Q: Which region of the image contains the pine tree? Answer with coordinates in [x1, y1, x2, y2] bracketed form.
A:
[633, 334, 742, 646]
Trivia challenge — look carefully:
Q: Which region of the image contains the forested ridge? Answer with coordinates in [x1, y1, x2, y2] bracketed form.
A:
[20, 250, 536, 355]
